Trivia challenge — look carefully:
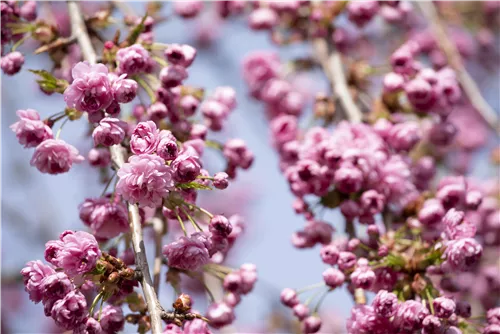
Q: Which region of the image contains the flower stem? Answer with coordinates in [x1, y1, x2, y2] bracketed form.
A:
[152, 55, 168, 68]
[296, 282, 326, 295]
[313, 288, 331, 314]
[175, 209, 188, 237]
[425, 288, 435, 315]
[135, 76, 157, 103]
[100, 171, 117, 197]
[180, 206, 203, 232]
[55, 117, 70, 139]
[89, 291, 103, 316]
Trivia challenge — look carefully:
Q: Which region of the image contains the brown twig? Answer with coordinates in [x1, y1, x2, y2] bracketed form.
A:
[313, 38, 363, 123]
[34, 36, 77, 54]
[67, 2, 164, 333]
[417, 2, 499, 133]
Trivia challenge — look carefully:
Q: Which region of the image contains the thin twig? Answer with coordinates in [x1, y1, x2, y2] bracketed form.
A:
[34, 36, 77, 54]
[313, 38, 363, 123]
[67, 2, 164, 333]
[417, 2, 499, 133]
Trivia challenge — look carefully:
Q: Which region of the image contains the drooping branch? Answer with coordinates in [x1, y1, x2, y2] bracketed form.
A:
[313, 38, 363, 123]
[417, 2, 499, 133]
[67, 2, 164, 333]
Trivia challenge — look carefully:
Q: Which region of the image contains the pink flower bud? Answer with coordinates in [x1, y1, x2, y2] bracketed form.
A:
[323, 267, 345, 288]
[48, 230, 101, 276]
[112, 77, 138, 103]
[334, 164, 363, 194]
[223, 272, 242, 293]
[373, 290, 398, 317]
[391, 47, 415, 75]
[1, 51, 24, 75]
[433, 297, 456, 319]
[212, 172, 229, 189]
[248, 7, 278, 30]
[347, 1, 379, 27]
[320, 244, 339, 265]
[20, 260, 55, 303]
[30, 139, 84, 174]
[444, 238, 482, 271]
[64, 62, 113, 113]
[338, 251, 357, 271]
[213, 86, 237, 110]
[51, 290, 87, 330]
[88, 147, 111, 167]
[160, 65, 188, 88]
[280, 288, 299, 307]
[156, 130, 178, 161]
[19, 1, 37, 21]
[293, 304, 309, 320]
[209, 215, 233, 237]
[270, 114, 298, 148]
[179, 95, 199, 117]
[360, 190, 385, 215]
[223, 139, 254, 170]
[301, 316, 322, 334]
[465, 190, 482, 210]
[147, 101, 169, 121]
[117, 154, 174, 207]
[116, 44, 151, 75]
[99, 305, 125, 333]
[418, 199, 445, 226]
[387, 122, 421, 152]
[163, 234, 210, 271]
[186, 125, 206, 142]
[164, 44, 197, 68]
[206, 302, 235, 329]
[130, 121, 160, 154]
[224, 292, 241, 307]
[351, 265, 376, 289]
[383, 72, 405, 93]
[171, 147, 201, 183]
[92, 117, 128, 147]
[174, 1, 204, 19]
[10, 109, 53, 148]
[405, 78, 437, 111]
[428, 121, 457, 146]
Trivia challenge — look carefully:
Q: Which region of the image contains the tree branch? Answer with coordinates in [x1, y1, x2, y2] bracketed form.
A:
[313, 38, 363, 123]
[67, 2, 164, 333]
[417, 2, 499, 133]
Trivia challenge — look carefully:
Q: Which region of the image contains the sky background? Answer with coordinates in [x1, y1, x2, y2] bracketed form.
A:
[1, 2, 498, 334]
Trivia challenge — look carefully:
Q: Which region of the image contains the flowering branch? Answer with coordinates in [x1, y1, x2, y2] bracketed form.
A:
[417, 1, 499, 133]
[313, 38, 363, 123]
[67, 2, 164, 333]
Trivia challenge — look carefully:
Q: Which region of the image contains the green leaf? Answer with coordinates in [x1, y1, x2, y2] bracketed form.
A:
[176, 182, 212, 190]
[126, 14, 147, 45]
[29, 69, 68, 94]
[384, 253, 406, 269]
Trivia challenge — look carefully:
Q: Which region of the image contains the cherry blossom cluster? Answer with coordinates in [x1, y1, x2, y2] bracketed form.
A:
[212, 1, 499, 333]
[10, 2, 257, 332]
[6, 1, 499, 333]
[21, 230, 126, 333]
[1, 1, 36, 75]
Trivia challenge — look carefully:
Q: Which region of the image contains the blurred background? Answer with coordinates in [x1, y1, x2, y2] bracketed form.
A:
[1, 2, 498, 333]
